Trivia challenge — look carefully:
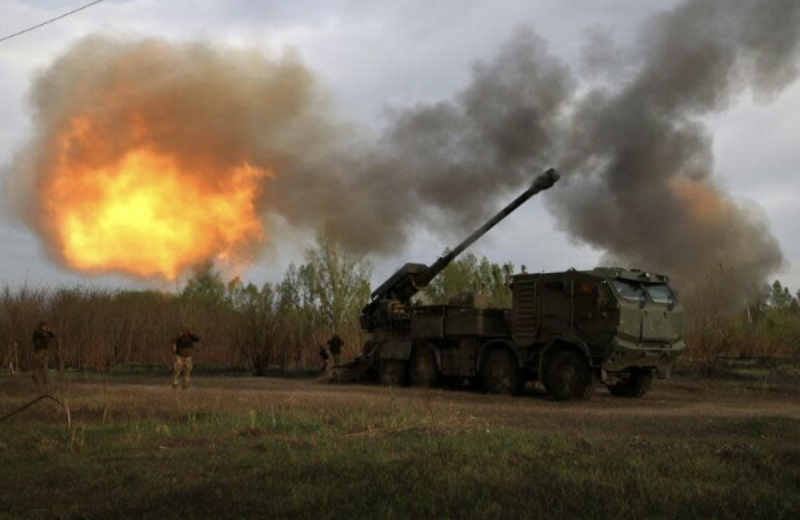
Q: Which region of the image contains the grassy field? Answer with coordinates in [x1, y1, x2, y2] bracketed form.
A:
[1, 373, 799, 520]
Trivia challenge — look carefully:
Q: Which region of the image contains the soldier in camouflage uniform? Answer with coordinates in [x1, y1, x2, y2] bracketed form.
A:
[31, 321, 55, 389]
[172, 327, 200, 389]
[319, 333, 343, 377]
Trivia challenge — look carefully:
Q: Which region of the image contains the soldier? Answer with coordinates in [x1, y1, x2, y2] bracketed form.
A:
[31, 321, 55, 389]
[319, 344, 331, 374]
[172, 326, 200, 390]
[320, 333, 344, 377]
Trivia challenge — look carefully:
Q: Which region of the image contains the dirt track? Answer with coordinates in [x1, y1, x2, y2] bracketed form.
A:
[251, 376, 800, 441]
[3, 373, 798, 444]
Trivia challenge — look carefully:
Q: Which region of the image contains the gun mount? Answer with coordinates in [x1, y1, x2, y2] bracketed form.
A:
[360, 168, 560, 333]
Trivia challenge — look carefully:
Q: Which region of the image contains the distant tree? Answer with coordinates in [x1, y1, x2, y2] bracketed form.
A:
[422, 252, 515, 307]
[228, 281, 278, 375]
[475, 256, 515, 308]
[181, 264, 227, 305]
[299, 231, 372, 332]
[261, 233, 373, 369]
[682, 264, 743, 371]
[767, 280, 794, 311]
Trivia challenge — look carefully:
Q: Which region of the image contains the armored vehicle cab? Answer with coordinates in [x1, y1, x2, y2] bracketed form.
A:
[507, 268, 685, 399]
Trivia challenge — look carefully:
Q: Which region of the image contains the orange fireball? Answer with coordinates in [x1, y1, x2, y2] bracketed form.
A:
[668, 177, 729, 224]
[41, 117, 268, 280]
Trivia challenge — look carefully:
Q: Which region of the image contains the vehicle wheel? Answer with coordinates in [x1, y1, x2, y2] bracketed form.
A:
[379, 360, 408, 387]
[607, 369, 652, 398]
[410, 345, 442, 387]
[543, 349, 595, 401]
[482, 348, 522, 395]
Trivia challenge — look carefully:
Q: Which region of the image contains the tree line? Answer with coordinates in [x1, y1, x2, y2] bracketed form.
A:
[684, 268, 800, 372]
[0, 233, 371, 375]
[2, 242, 799, 375]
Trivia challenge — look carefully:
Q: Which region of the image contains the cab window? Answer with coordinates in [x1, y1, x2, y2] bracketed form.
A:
[644, 284, 675, 305]
[612, 280, 645, 302]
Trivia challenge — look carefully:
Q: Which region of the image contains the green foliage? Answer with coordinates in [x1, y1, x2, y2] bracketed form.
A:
[210, 232, 371, 373]
[277, 254, 368, 330]
[421, 252, 515, 308]
[751, 280, 800, 356]
[765, 280, 796, 312]
[180, 264, 228, 305]
[299, 232, 372, 331]
[269, 233, 372, 368]
[686, 275, 800, 365]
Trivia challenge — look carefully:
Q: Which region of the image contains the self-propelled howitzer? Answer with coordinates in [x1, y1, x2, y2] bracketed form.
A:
[360, 168, 560, 333]
[336, 164, 685, 401]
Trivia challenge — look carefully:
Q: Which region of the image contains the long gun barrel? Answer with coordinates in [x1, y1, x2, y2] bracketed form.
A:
[414, 168, 561, 288]
[361, 168, 560, 332]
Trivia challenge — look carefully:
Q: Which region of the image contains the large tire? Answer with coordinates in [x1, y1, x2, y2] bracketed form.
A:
[410, 345, 442, 387]
[379, 360, 408, 387]
[482, 348, 522, 395]
[607, 369, 653, 398]
[543, 349, 595, 401]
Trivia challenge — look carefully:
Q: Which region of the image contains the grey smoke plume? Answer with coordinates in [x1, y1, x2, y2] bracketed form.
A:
[4, 0, 799, 303]
[552, 0, 799, 303]
[356, 0, 797, 305]
[332, 0, 796, 305]
[279, 28, 571, 252]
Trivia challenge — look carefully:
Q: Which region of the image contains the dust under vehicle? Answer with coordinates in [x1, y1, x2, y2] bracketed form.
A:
[338, 168, 685, 400]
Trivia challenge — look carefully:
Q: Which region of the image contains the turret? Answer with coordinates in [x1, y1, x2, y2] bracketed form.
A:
[360, 168, 561, 332]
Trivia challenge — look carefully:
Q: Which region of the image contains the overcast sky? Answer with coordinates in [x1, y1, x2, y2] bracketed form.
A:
[1, 0, 799, 291]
